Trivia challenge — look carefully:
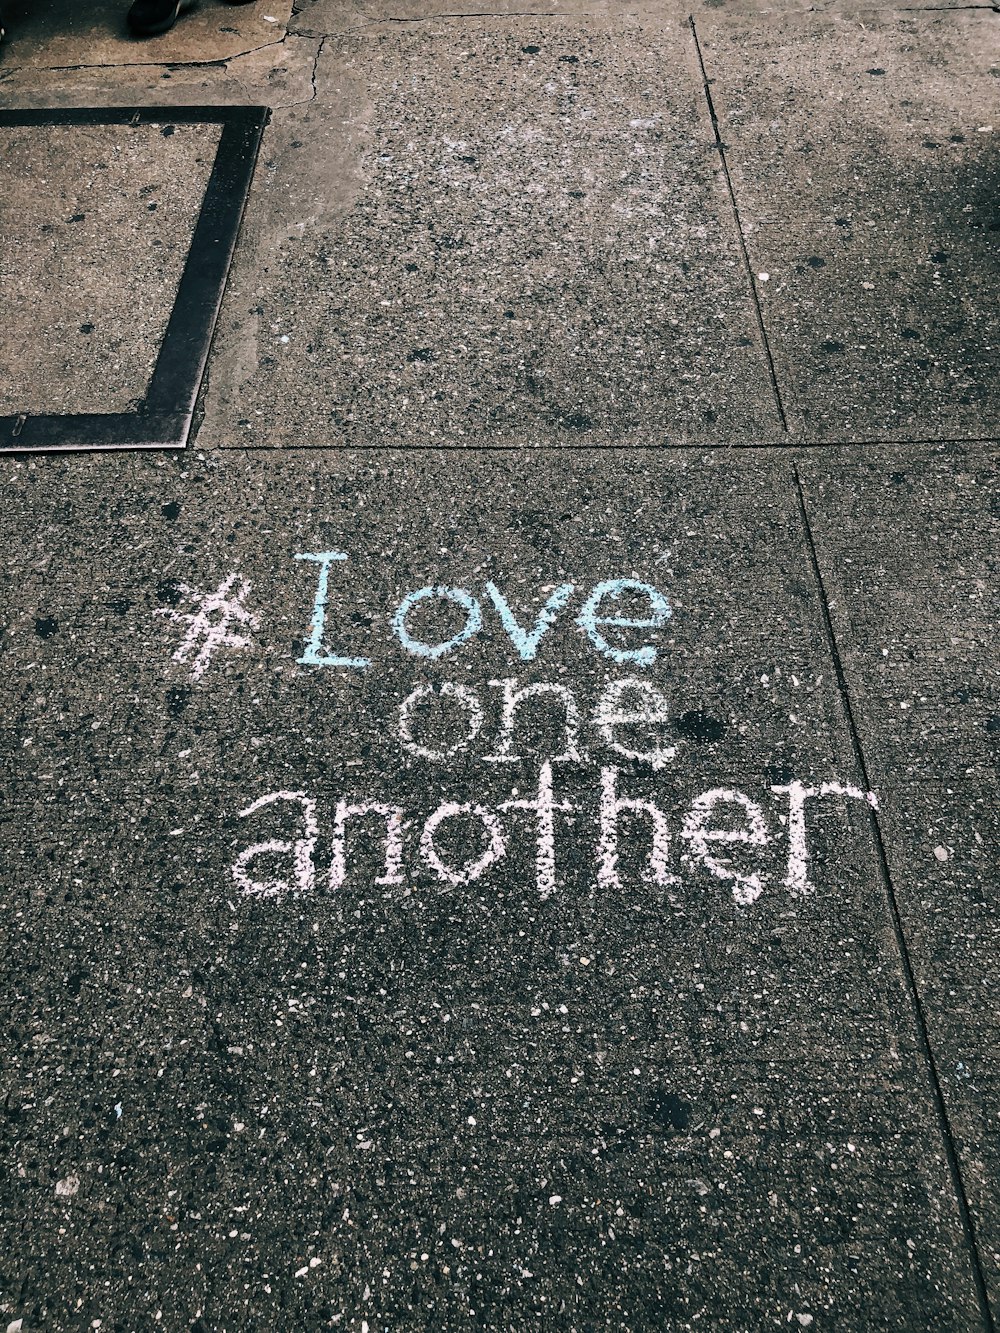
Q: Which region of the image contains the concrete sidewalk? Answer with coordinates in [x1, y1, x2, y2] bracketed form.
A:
[1, 4, 998, 1330]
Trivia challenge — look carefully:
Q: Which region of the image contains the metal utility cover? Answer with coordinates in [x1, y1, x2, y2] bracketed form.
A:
[0, 106, 267, 453]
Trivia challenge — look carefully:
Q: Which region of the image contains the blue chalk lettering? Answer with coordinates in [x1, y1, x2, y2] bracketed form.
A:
[295, 551, 370, 669]
[392, 586, 482, 660]
[485, 581, 575, 661]
[577, 578, 671, 666]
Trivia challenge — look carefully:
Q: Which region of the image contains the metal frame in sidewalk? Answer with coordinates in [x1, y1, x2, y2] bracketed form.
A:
[0, 104, 268, 454]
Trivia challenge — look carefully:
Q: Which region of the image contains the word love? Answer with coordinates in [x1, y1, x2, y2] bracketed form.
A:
[232, 767, 877, 908]
[296, 552, 672, 669]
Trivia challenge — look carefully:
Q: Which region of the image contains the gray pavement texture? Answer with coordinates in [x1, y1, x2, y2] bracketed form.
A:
[0, 4, 998, 1333]
[0, 121, 220, 415]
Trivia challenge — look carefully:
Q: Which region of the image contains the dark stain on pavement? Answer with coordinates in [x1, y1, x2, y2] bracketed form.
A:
[555, 411, 593, 432]
[156, 578, 182, 606]
[66, 968, 89, 997]
[647, 1090, 691, 1132]
[675, 708, 726, 744]
[165, 685, 191, 717]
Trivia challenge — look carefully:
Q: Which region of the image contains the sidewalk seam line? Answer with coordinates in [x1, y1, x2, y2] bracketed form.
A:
[10, 439, 1000, 457]
[688, 14, 788, 433]
[793, 462, 997, 1333]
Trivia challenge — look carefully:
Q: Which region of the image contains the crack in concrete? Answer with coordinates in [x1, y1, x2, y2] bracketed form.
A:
[280, 32, 326, 108]
[0, 29, 292, 76]
[212, 434, 1000, 452]
[1, 29, 322, 110]
[3, 56, 228, 72]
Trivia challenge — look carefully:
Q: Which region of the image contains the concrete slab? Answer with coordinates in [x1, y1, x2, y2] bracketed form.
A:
[0, 448, 987, 1328]
[288, 0, 988, 40]
[0, 0, 292, 69]
[0, 61, 229, 108]
[801, 449, 1000, 1317]
[696, 8, 1000, 442]
[0, 118, 220, 417]
[0, 33, 320, 110]
[198, 18, 782, 449]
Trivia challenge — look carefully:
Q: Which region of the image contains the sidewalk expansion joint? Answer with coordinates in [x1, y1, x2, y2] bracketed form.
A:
[793, 462, 999, 1333]
[688, 14, 788, 434]
[208, 436, 1000, 453]
[380, 10, 558, 18]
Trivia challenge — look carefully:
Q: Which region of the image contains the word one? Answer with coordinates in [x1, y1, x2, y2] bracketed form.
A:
[232, 768, 877, 907]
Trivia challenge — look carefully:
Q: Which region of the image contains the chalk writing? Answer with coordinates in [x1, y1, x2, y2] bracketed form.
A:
[392, 586, 483, 660]
[295, 551, 371, 669]
[232, 789, 317, 898]
[576, 579, 672, 667]
[157, 572, 259, 681]
[419, 802, 508, 885]
[484, 680, 584, 764]
[153, 559, 879, 912]
[397, 677, 673, 768]
[485, 581, 575, 661]
[398, 682, 485, 761]
[295, 554, 673, 669]
[681, 788, 770, 906]
[771, 780, 879, 896]
[231, 770, 876, 906]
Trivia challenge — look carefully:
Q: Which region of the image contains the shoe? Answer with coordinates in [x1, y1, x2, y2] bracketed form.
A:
[127, 0, 194, 36]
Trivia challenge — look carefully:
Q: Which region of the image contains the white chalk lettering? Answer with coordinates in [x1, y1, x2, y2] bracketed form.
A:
[157, 572, 259, 681]
[681, 788, 770, 906]
[770, 780, 879, 896]
[420, 803, 507, 884]
[484, 678, 584, 764]
[230, 772, 880, 904]
[232, 790, 318, 899]
[329, 800, 407, 891]
[597, 765, 677, 892]
[500, 760, 574, 899]
[398, 682, 484, 761]
[593, 677, 675, 769]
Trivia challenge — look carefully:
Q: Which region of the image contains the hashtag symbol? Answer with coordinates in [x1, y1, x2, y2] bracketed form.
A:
[157, 573, 260, 681]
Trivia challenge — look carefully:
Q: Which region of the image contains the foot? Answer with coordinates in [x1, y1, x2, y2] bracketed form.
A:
[127, 0, 194, 36]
